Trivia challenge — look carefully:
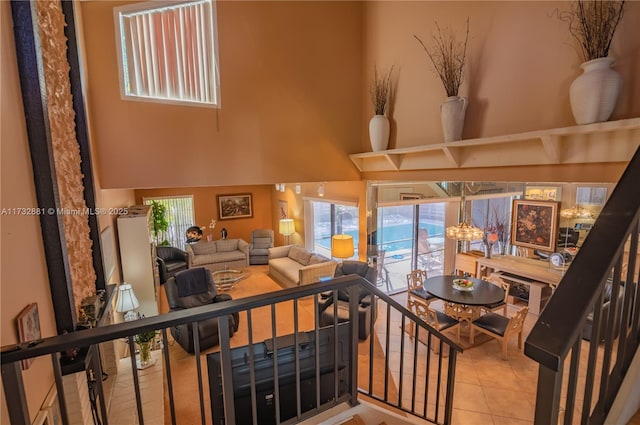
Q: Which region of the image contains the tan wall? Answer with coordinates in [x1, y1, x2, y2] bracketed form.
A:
[362, 1, 640, 152]
[1, 1, 56, 418]
[80, 1, 363, 189]
[135, 186, 274, 244]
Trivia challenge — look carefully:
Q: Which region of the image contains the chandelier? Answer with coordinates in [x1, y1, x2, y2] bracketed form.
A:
[445, 182, 484, 241]
[560, 205, 594, 219]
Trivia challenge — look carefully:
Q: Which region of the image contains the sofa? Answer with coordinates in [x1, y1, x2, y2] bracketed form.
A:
[318, 261, 378, 340]
[185, 239, 249, 272]
[156, 245, 188, 284]
[268, 244, 337, 288]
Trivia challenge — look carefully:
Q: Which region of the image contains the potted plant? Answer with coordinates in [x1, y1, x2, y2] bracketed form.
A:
[414, 19, 470, 142]
[150, 200, 169, 245]
[134, 329, 156, 368]
[368, 65, 394, 152]
[555, 0, 625, 124]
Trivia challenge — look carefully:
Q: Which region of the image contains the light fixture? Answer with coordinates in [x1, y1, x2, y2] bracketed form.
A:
[295, 184, 301, 194]
[318, 183, 325, 197]
[331, 234, 354, 261]
[445, 182, 483, 247]
[279, 218, 295, 244]
[560, 205, 594, 219]
[280, 184, 286, 192]
[115, 283, 139, 322]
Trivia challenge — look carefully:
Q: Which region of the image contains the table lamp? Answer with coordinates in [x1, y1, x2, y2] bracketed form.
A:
[332, 234, 354, 261]
[115, 283, 139, 322]
[279, 218, 295, 245]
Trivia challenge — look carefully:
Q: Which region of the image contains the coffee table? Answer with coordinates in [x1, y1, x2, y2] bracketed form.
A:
[212, 269, 249, 291]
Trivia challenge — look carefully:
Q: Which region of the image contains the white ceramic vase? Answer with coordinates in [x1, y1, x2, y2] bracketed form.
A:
[369, 115, 390, 152]
[440, 96, 467, 142]
[569, 57, 622, 125]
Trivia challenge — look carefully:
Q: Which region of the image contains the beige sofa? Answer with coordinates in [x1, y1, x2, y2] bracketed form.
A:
[185, 239, 249, 272]
[268, 245, 337, 288]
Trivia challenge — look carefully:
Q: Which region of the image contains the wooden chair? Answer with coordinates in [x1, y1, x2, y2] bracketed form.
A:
[481, 274, 510, 315]
[470, 306, 529, 360]
[376, 249, 391, 292]
[406, 269, 437, 335]
[455, 251, 483, 278]
[408, 300, 460, 351]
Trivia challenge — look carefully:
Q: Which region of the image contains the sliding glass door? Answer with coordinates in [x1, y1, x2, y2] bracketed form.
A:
[376, 202, 445, 293]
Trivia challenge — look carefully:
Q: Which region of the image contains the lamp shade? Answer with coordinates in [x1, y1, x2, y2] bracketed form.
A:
[445, 222, 484, 241]
[279, 219, 295, 236]
[332, 234, 354, 259]
[115, 283, 139, 313]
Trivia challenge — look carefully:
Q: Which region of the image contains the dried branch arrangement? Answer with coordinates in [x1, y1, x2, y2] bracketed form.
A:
[370, 65, 394, 115]
[555, 0, 625, 61]
[414, 18, 469, 97]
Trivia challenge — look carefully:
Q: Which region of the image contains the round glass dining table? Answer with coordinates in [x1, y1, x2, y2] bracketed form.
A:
[424, 275, 506, 329]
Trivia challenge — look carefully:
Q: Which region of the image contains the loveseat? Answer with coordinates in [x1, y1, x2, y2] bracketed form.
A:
[268, 244, 337, 288]
[185, 239, 249, 272]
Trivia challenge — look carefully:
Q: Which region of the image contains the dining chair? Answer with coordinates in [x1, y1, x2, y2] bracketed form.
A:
[470, 306, 529, 360]
[408, 299, 460, 352]
[376, 249, 391, 291]
[481, 274, 510, 315]
[406, 269, 437, 336]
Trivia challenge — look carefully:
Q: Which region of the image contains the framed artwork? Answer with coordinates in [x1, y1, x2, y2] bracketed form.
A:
[576, 187, 607, 206]
[16, 303, 40, 370]
[217, 194, 253, 220]
[400, 193, 423, 200]
[278, 200, 288, 219]
[511, 200, 559, 252]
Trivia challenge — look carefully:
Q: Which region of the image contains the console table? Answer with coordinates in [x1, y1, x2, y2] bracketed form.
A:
[476, 255, 564, 314]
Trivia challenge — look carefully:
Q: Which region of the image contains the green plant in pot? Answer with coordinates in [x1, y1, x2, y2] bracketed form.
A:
[134, 330, 156, 367]
[150, 200, 169, 245]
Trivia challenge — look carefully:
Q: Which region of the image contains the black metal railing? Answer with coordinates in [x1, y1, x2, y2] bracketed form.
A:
[525, 146, 640, 425]
[2, 275, 462, 425]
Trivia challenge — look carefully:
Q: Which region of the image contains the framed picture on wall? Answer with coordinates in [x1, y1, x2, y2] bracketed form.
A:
[511, 200, 559, 252]
[279, 200, 288, 219]
[217, 194, 253, 220]
[16, 303, 41, 370]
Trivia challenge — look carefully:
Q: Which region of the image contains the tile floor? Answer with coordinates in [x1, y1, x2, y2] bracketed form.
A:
[106, 265, 639, 425]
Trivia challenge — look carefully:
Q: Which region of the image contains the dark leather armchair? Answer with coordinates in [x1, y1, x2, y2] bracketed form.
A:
[318, 261, 378, 340]
[164, 268, 239, 353]
[582, 280, 624, 342]
[157, 246, 188, 284]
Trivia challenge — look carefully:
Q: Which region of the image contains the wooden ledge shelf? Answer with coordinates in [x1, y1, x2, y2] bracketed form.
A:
[350, 118, 640, 172]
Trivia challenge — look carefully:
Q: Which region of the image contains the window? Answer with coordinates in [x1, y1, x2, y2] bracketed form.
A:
[305, 199, 359, 260]
[143, 196, 194, 248]
[114, 0, 220, 107]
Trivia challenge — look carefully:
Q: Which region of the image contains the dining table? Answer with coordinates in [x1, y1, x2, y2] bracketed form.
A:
[424, 275, 506, 333]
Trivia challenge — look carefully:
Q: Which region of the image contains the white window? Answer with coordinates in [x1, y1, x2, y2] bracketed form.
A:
[114, 0, 220, 107]
[143, 196, 195, 248]
[304, 198, 359, 260]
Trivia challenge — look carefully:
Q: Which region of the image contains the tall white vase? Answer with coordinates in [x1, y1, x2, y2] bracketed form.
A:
[369, 115, 390, 152]
[440, 96, 467, 142]
[569, 57, 622, 125]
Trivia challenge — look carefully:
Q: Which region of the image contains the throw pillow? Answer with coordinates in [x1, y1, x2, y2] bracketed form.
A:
[288, 245, 312, 266]
[191, 241, 217, 255]
[309, 254, 329, 265]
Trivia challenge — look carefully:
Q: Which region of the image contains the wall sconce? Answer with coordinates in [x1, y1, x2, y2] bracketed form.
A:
[318, 183, 325, 197]
[115, 283, 139, 322]
[279, 218, 295, 244]
[295, 184, 301, 194]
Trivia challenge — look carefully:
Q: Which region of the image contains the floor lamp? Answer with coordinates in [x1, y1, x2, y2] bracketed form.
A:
[279, 218, 295, 245]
